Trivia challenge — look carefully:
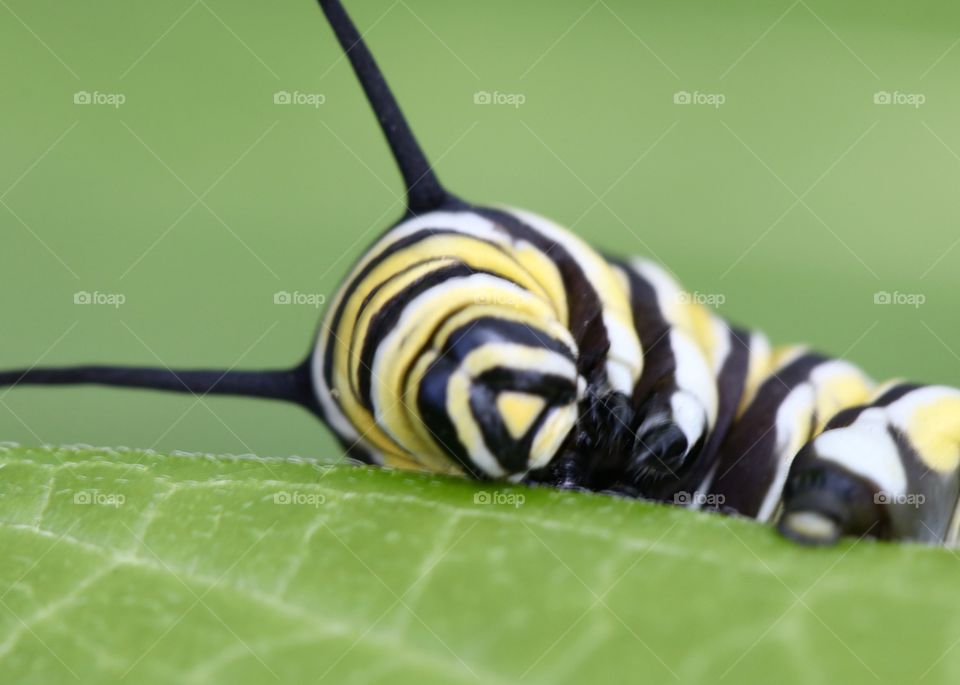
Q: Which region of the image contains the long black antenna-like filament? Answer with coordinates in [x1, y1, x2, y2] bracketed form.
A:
[318, 0, 453, 214]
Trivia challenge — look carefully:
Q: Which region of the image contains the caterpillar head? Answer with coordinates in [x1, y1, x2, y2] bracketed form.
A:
[317, 239, 587, 479]
[414, 311, 584, 479]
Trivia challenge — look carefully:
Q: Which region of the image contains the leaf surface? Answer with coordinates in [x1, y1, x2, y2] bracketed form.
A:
[1, 444, 959, 684]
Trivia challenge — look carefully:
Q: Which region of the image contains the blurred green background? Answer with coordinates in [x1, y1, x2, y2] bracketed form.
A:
[2, 0, 959, 462]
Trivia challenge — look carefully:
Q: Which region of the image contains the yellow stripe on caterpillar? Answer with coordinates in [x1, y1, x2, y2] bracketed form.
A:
[906, 393, 960, 473]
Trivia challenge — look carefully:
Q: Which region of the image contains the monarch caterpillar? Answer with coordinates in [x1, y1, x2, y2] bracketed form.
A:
[2, 0, 958, 547]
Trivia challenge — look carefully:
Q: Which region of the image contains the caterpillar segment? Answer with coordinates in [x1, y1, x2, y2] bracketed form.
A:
[603, 259, 718, 485]
[779, 384, 960, 545]
[706, 352, 875, 522]
[638, 323, 756, 505]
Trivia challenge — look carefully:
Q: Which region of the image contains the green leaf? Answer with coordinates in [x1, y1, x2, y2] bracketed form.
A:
[1, 444, 959, 685]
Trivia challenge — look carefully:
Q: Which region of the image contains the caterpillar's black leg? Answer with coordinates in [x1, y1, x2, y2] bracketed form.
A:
[625, 380, 702, 485]
[594, 381, 710, 502]
[523, 389, 636, 491]
[577, 389, 636, 467]
[522, 450, 593, 490]
[525, 386, 707, 497]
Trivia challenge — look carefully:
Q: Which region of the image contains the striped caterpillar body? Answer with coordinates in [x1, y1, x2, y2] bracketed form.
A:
[2, 0, 958, 547]
[316, 200, 960, 545]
